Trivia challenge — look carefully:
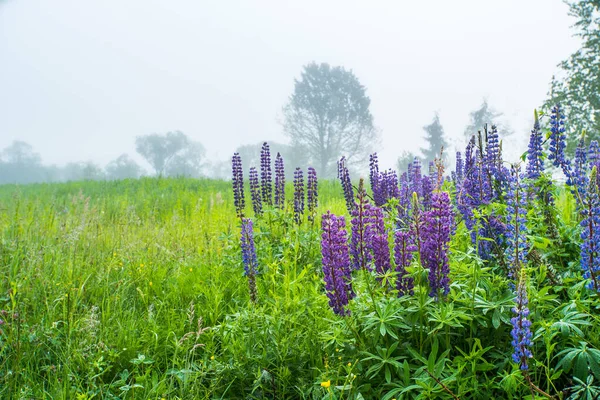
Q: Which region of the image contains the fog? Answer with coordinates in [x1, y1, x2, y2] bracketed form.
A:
[0, 0, 579, 177]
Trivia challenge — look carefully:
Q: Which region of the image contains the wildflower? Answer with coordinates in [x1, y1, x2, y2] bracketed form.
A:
[394, 230, 416, 296]
[307, 167, 318, 222]
[580, 167, 600, 292]
[369, 153, 380, 203]
[260, 142, 273, 206]
[321, 212, 354, 316]
[511, 268, 533, 371]
[210, 355, 215, 360]
[249, 167, 262, 216]
[548, 104, 570, 176]
[454, 151, 463, 187]
[571, 133, 589, 200]
[421, 191, 453, 297]
[350, 179, 373, 270]
[338, 156, 354, 213]
[274, 152, 285, 209]
[320, 380, 331, 388]
[366, 205, 391, 279]
[240, 218, 259, 303]
[526, 111, 544, 180]
[505, 165, 528, 278]
[293, 168, 304, 224]
[232, 152, 245, 218]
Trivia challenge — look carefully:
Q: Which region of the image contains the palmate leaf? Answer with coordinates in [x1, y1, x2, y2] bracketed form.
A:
[556, 342, 600, 380]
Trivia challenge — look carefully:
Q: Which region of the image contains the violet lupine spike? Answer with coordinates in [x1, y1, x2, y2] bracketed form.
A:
[293, 167, 304, 224]
[350, 179, 373, 270]
[321, 211, 354, 316]
[274, 152, 285, 209]
[511, 268, 533, 371]
[260, 142, 272, 206]
[421, 191, 453, 298]
[337, 156, 355, 213]
[526, 111, 544, 180]
[505, 165, 528, 279]
[409, 158, 423, 201]
[485, 125, 500, 173]
[232, 152, 245, 218]
[397, 172, 411, 229]
[454, 151, 463, 186]
[249, 167, 263, 217]
[367, 205, 392, 279]
[394, 230, 416, 296]
[241, 218, 259, 303]
[549, 104, 571, 179]
[580, 167, 600, 293]
[369, 153, 380, 201]
[571, 135, 589, 201]
[307, 167, 318, 222]
[421, 175, 433, 211]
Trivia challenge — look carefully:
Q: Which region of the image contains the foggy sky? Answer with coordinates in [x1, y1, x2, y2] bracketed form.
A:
[0, 0, 580, 172]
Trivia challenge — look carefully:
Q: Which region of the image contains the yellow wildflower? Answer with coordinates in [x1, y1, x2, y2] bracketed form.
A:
[210, 355, 215, 360]
[320, 380, 331, 388]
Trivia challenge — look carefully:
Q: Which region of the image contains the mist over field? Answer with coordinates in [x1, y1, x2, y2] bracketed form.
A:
[0, 0, 580, 182]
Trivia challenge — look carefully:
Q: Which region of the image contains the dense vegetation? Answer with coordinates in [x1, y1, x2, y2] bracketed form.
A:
[2, 107, 600, 399]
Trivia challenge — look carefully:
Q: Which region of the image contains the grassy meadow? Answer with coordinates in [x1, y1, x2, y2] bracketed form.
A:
[0, 175, 599, 399]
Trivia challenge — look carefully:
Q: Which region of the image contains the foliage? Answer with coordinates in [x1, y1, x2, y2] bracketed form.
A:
[135, 130, 205, 177]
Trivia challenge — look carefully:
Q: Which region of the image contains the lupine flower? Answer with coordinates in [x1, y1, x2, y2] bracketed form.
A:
[376, 169, 400, 206]
[241, 218, 259, 303]
[260, 142, 272, 206]
[350, 179, 373, 270]
[571, 134, 589, 201]
[293, 168, 304, 224]
[366, 205, 391, 278]
[232, 153, 245, 218]
[394, 230, 415, 296]
[421, 175, 433, 211]
[549, 104, 569, 173]
[526, 111, 544, 180]
[485, 125, 501, 173]
[505, 165, 528, 278]
[580, 167, 600, 292]
[397, 172, 411, 228]
[338, 156, 355, 213]
[249, 167, 263, 216]
[511, 268, 533, 371]
[321, 211, 354, 316]
[409, 158, 423, 201]
[421, 191, 453, 297]
[274, 152, 285, 209]
[307, 167, 318, 222]
[454, 151, 463, 187]
[369, 153, 380, 202]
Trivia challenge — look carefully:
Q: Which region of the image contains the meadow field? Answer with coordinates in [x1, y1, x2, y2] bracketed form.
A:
[2, 121, 600, 399]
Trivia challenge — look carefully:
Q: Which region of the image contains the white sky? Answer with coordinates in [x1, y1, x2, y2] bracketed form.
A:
[0, 0, 580, 171]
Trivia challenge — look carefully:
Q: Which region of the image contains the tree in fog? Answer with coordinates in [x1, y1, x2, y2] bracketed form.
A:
[463, 100, 511, 141]
[165, 141, 206, 177]
[282, 62, 378, 177]
[0, 141, 44, 184]
[421, 113, 448, 166]
[62, 161, 104, 181]
[135, 131, 191, 176]
[105, 154, 144, 180]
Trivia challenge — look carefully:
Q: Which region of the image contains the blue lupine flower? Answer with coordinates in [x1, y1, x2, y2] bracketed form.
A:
[505, 165, 528, 278]
[526, 111, 544, 180]
[274, 152, 285, 209]
[338, 156, 355, 213]
[241, 218, 259, 302]
[580, 167, 600, 293]
[232, 152, 245, 218]
[293, 168, 304, 224]
[307, 167, 318, 222]
[260, 142, 273, 206]
[511, 268, 533, 371]
[249, 167, 262, 217]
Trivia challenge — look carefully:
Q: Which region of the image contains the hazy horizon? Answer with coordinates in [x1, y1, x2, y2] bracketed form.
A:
[0, 0, 580, 173]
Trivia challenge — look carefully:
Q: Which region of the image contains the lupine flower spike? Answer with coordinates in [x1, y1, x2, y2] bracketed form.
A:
[249, 167, 262, 217]
[505, 164, 528, 279]
[321, 211, 354, 316]
[338, 156, 354, 213]
[293, 168, 304, 224]
[232, 153, 245, 218]
[526, 110, 544, 180]
[274, 152, 285, 209]
[307, 167, 318, 222]
[240, 218, 259, 303]
[350, 179, 373, 270]
[366, 205, 392, 281]
[260, 142, 272, 206]
[580, 166, 600, 293]
[394, 230, 415, 296]
[511, 268, 533, 371]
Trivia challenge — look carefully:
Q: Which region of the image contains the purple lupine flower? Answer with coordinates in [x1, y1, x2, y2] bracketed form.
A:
[394, 230, 415, 296]
[321, 211, 354, 316]
[454, 151, 464, 186]
[549, 104, 569, 172]
[366, 205, 391, 278]
[350, 179, 373, 270]
[369, 153, 380, 202]
[232, 153, 245, 218]
[260, 142, 272, 206]
[421, 191, 453, 297]
[580, 167, 600, 292]
[249, 167, 262, 216]
[397, 172, 411, 228]
[511, 269, 533, 371]
[570, 135, 589, 202]
[409, 192, 424, 261]
[526, 112, 544, 180]
[409, 158, 423, 201]
[589, 140, 600, 167]
[241, 218, 259, 303]
[421, 175, 433, 211]
[376, 169, 400, 207]
[274, 152, 285, 209]
[505, 165, 528, 278]
[485, 125, 501, 172]
[338, 156, 355, 213]
[307, 167, 318, 222]
[293, 167, 304, 224]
